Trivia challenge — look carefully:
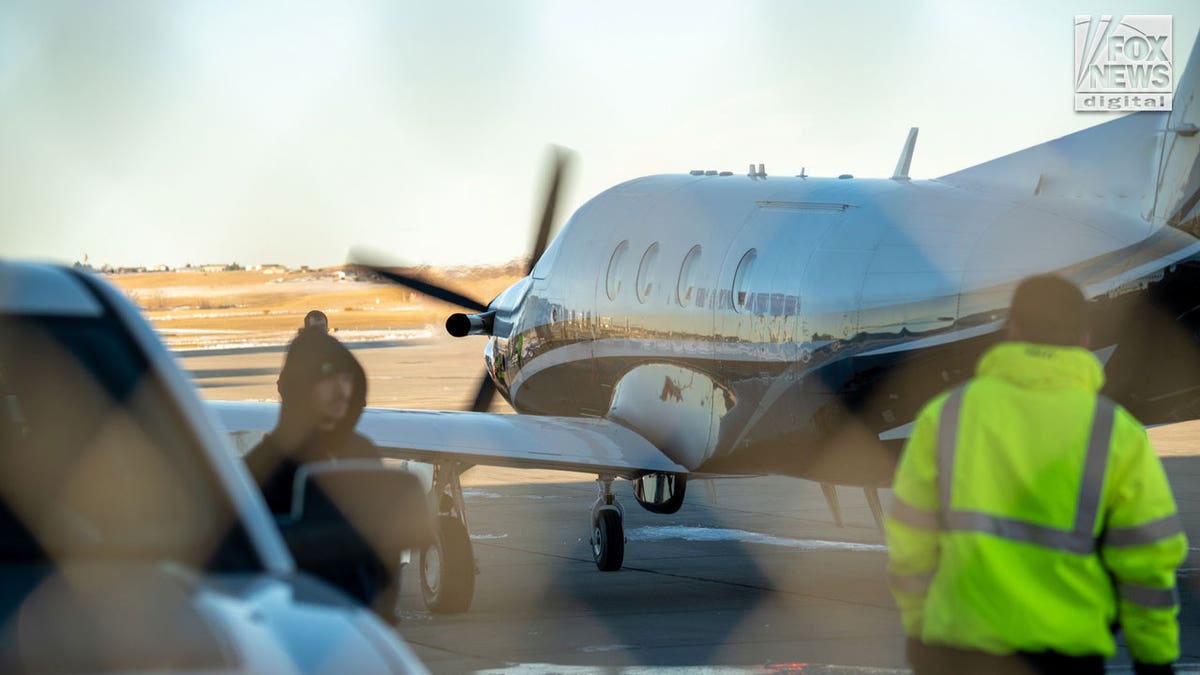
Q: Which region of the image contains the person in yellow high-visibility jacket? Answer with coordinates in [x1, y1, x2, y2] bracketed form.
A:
[887, 274, 1187, 675]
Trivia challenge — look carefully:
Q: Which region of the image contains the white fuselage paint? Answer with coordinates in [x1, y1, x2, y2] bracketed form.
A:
[480, 170, 1200, 483]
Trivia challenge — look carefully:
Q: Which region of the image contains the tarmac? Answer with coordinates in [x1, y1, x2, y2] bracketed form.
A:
[180, 335, 1200, 674]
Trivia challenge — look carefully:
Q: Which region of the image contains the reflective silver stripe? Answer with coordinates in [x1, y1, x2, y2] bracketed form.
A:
[936, 390, 1116, 555]
[1073, 398, 1115, 538]
[1105, 514, 1185, 547]
[889, 497, 939, 530]
[936, 388, 965, 526]
[1117, 581, 1179, 609]
[943, 511, 1095, 555]
[889, 571, 934, 594]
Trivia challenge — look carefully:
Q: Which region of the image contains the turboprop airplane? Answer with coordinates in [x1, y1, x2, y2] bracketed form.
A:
[214, 33, 1200, 614]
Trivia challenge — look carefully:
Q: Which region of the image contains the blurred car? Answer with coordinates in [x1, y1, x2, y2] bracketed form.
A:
[0, 261, 428, 674]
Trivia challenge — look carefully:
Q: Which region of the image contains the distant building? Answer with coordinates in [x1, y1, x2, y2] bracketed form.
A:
[258, 264, 287, 275]
[200, 264, 226, 274]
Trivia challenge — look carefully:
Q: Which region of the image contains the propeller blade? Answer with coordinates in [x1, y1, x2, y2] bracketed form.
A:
[470, 370, 497, 412]
[527, 146, 573, 275]
[353, 263, 490, 314]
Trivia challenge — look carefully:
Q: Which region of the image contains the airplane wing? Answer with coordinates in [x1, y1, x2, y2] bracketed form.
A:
[209, 401, 687, 478]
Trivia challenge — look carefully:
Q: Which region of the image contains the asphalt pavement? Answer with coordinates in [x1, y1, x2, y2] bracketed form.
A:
[387, 466, 1200, 674]
[184, 338, 1200, 674]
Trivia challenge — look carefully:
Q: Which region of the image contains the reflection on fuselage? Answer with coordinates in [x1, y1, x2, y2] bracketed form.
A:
[484, 174, 1200, 485]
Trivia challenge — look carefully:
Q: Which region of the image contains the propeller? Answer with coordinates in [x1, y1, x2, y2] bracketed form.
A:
[527, 145, 571, 275]
[353, 146, 573, 413]
[362, 265, 489, 314]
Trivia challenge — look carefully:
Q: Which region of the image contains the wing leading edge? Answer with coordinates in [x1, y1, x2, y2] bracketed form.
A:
[210, 401, 686, 478]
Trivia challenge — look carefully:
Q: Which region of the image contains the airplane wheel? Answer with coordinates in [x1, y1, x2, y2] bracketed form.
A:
[591, 509, 624, 571]
[420, 515, 475, 613]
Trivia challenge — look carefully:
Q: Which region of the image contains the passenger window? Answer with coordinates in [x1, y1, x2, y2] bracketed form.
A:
[635, 243, 660, 304]
[676, 245, 702, 307]
[732, 249, 757, 312]
[605, 240, 630, 301]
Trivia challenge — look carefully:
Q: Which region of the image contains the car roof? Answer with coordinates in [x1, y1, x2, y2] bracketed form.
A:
[0, 261, 103, 316]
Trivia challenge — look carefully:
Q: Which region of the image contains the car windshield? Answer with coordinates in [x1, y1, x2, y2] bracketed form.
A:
[0, 313, 259, 572]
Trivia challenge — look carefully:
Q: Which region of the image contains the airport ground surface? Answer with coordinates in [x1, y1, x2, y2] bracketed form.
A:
[181, 336, 1200, 674]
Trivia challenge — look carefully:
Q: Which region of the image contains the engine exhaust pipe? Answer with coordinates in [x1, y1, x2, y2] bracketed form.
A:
[445, 311, 495, 337]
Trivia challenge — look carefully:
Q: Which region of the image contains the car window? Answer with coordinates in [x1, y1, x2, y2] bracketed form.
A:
[0, 314, 259, 572]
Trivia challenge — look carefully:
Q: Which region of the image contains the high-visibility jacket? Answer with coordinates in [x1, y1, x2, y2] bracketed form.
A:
[886, 342, 1187, 664]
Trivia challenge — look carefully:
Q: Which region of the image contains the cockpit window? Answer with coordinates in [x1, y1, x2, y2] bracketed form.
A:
[531, 232, 563, 280]
[0, 314, 259, 572]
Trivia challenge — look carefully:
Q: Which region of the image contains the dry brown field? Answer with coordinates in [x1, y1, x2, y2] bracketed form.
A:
[106, 267, 524, 350]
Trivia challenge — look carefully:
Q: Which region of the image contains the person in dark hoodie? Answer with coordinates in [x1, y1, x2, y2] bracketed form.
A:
[244, 329, 386, 606]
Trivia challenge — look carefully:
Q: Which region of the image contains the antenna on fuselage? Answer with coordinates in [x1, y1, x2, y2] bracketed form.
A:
[891, 126, 919, 180]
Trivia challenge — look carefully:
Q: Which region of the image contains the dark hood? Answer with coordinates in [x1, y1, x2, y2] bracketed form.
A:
[276, 329, 368, 440]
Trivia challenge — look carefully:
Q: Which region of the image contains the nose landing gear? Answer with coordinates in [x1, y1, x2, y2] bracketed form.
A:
[420, 463, 476, 613]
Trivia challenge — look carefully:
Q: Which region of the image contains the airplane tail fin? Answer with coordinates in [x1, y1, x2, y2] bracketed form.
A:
[940, 31, 1200, 231]
[1150, 35, 1200, 232]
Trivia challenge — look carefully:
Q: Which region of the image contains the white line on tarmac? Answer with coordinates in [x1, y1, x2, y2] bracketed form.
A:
[463, 489, 504, 498]
[463, 489, 564, 500]
[626, 526, 888, 552]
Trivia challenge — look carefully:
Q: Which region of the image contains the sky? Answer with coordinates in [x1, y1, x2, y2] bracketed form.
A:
[1, 1, 1198, 269]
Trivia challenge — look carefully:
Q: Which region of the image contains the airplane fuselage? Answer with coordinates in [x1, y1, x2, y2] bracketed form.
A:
[485, 173, 1200, 485]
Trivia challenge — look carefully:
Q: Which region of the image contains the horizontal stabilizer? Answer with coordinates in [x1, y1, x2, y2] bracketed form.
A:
[938, 112, 1165, 218]
[940, 31, 1200, 228]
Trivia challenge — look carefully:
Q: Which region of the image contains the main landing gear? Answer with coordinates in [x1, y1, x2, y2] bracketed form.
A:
[421, 463, 476, 613]
[590, 475, 625, 571]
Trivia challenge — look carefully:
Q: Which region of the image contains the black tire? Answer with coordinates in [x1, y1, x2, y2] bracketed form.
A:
[591, 509, 624, 571]
[419, 515, 475, 613]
